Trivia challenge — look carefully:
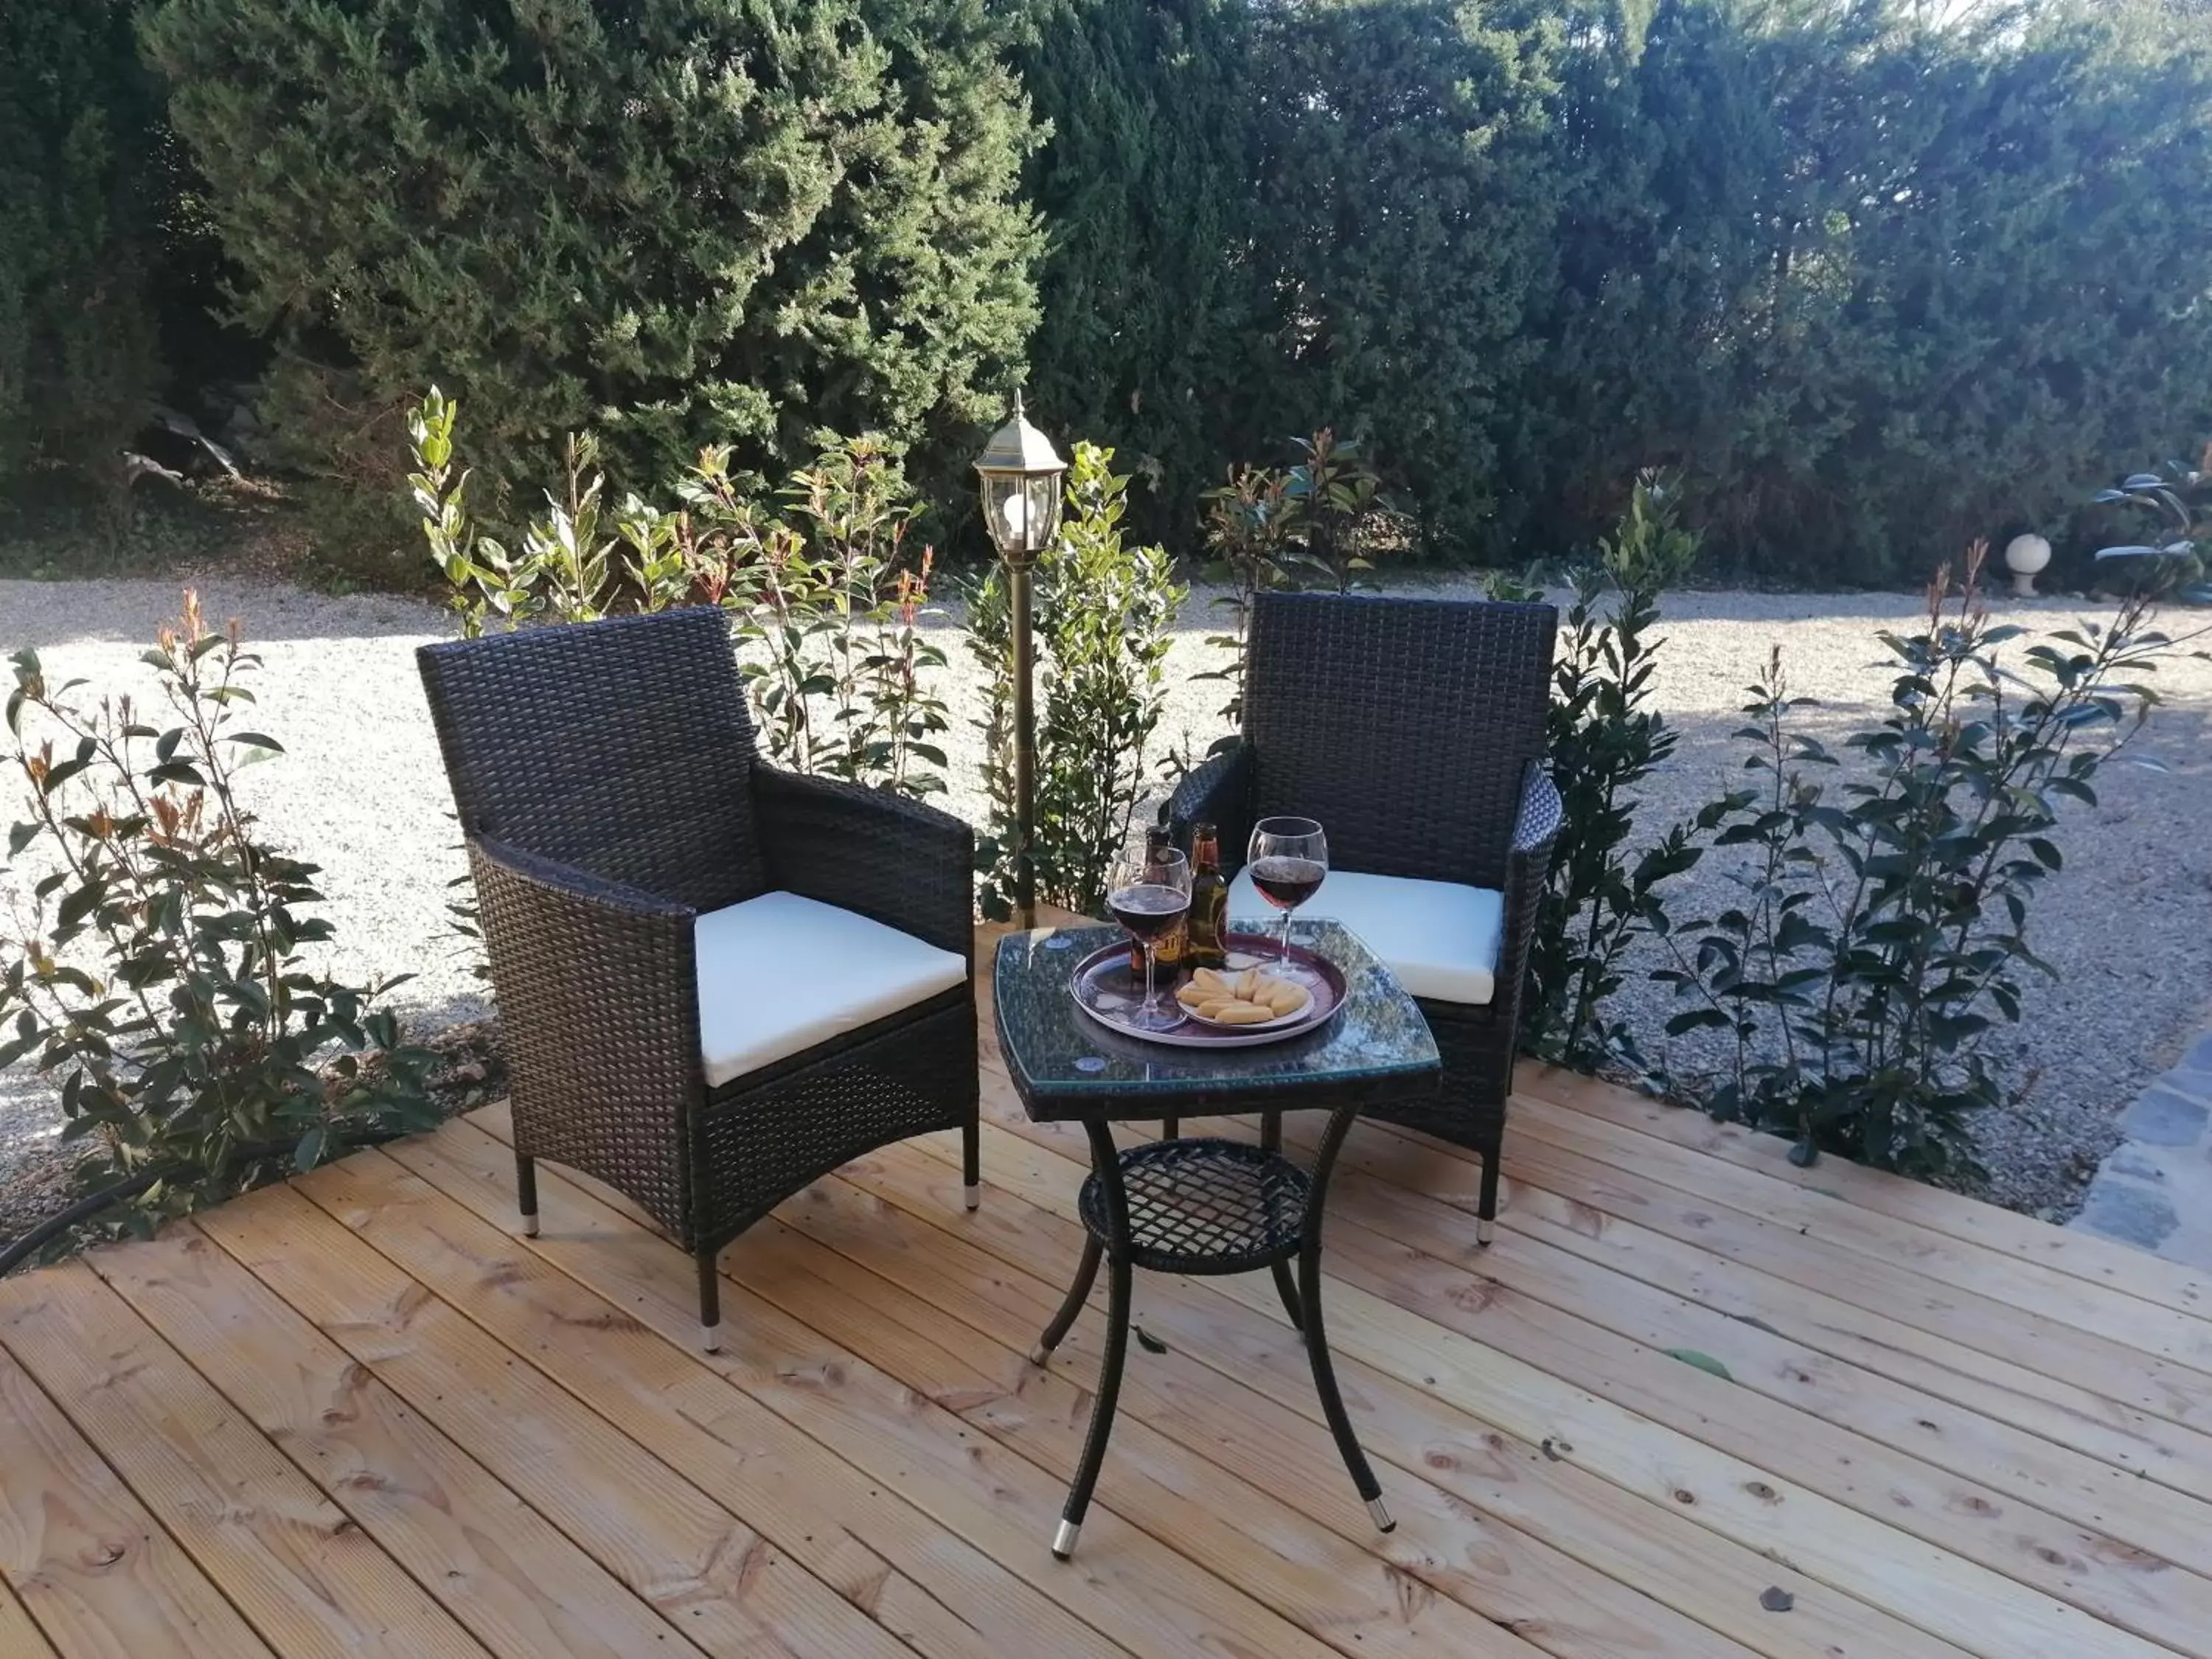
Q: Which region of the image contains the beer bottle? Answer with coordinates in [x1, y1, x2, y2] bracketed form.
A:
[1185, 823, 1228, 971]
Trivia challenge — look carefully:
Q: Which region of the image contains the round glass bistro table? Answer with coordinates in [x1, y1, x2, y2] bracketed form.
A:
[991, 917, 1441, 1560]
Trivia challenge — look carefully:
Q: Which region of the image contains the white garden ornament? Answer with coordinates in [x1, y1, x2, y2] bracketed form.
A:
[2003, 532, 2052, 597]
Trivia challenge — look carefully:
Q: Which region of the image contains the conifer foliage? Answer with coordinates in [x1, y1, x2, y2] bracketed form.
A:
[0, 0, 164, 478]
[139, 0, 1043, 529]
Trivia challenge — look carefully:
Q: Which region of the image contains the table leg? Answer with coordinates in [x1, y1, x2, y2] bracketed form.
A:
[1301, 1103, 1392, 1531]
[1054, 1119, 1134, 1560]
[1270, 1258, 1304, 1332]
[1259, 1109, 1281, 1153]
[1030, 1236, 1102, 1365]
[1161, 1115, 1180, 1141]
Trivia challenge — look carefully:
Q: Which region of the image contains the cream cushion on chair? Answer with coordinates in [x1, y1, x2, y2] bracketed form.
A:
[1226, 867, 1504, 1006]
[695, 891, 968, 1088]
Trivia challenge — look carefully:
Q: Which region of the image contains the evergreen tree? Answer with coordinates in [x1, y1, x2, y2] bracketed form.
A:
[0, 0, 164, 480]
[1015, 0, 1259, 549]
[1242, 0, 1574, 559]
[140, 0, 1044, 541]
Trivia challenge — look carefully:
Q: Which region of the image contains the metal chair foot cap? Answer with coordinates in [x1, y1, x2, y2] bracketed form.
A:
[519, 1213, 540, 1239]
[1368, 1496, 1395, 1532]
[1475, 1217, 1495, 1246]
[963, 1183, 981, 1211]
[700, 1321, 723, 1354]
[1028, 1344, 1052, 1366]
[1051, 1519, 1081, 1559]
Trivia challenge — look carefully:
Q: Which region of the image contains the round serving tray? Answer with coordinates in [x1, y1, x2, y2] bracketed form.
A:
[1068, 931, 1347, 1048]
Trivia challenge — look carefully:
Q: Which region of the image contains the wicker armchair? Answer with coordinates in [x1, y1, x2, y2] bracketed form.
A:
[418, 609, 978, 1349]
[1169, 591, 1560, 1242]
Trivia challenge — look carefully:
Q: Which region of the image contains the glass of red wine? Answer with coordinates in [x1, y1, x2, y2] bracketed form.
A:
[1108, 844, 1192, 1031]
[1246, 816, 1327, 985]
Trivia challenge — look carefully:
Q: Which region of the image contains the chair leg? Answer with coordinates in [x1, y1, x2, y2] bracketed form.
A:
[1161, 1115, 1179, 1141]
[1270, 1258, 1304, 1332]
[1053, 1251, 1131, 1560]
[963, 1116, 981, 1211]
[697, 1248, 723, 1354]
[515, 1153, 539, 1238]
[1476, 1141, 1501, 1247]
[1300, 1239, 1391, 1532]
[1031, 1237, 1102, 1366]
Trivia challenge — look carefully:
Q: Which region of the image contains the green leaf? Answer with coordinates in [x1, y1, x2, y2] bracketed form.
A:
[1665, 1349, 1733, 1381]
[293, 1125, 328, 1174]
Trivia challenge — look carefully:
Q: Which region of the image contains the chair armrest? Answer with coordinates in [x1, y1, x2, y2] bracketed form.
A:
[1166, 742, 1254, 869]
[751, 768, 975, 964]
[467, 835, 703, 1166]
[1496, 763, 1563, 1012]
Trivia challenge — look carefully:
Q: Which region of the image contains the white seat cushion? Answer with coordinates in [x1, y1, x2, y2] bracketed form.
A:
[1226, 866, 1503, 1005]
[694, 891, 967, 1089]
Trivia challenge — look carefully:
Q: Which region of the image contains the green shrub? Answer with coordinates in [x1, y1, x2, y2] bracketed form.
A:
[968, 443, 1183, 918]
[1649, 546, 2172, 1179]
[0, 594, 439, 1245]
[0, 0, 163, 480]
[1509, 471, 1704, 1069]
[1196, 428, 1399, 730]
[409, 390, 951, 801]
[143, 0, 1043, 540]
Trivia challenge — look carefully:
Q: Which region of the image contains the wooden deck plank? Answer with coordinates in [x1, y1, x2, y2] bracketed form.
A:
[0, 1261, 489, 1659]
[1519, 1065, 2212, 1322]
[761, 1176, 1795, 1659]
[727, 1206, 1564, 1659]
[464, 1101, 1721, 1659]
[0, 1346, 272, 1659]
[195, 1181, 971, 1659]
[86, 1225, 716, 1659]
[1506, 1088, 2212, 1371]
[1294, 1114, 2212, 1538]
[369, 1124, 1440, 1659]
[213, 1176, 1133, 1659]
[2, 922, 2199, 1659]
[961, 1091, 2185, 1659]
[1485, 1123, 2212, 1437]
[0, 1575, 58, 1659]
[849, 1128, 1976, 1659]
[319, 1135, 1316, 1659]
[1354, 1116, 2212, 1505]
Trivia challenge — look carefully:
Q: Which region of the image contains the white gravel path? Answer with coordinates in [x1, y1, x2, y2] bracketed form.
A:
[4, 573, 2208, 1220]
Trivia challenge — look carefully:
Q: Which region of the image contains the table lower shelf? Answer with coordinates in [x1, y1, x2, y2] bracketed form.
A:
[1077, 1136, 1312, 1275]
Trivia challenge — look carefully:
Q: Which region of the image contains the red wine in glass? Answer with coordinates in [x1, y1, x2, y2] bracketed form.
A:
[1110, 845, 1192, 1032]
[1248, 856, 1326, 910]
[1245, 817, 1327, 984]
[1109, 883, 1191, 941]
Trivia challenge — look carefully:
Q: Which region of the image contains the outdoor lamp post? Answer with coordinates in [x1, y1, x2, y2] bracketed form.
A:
[974, 389, 1068, 929]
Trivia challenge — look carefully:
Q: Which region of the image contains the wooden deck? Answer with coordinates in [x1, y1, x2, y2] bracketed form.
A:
[5, 933, 2212, 1659]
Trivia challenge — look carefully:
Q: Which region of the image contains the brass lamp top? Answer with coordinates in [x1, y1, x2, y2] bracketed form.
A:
[973, 389, 1067, 479]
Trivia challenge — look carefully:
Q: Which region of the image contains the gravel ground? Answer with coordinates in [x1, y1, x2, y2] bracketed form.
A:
[3, 573, 2208, 1224]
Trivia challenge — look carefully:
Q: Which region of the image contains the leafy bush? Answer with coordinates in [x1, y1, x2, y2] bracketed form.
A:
[143, 0, 1043, 548]
[0, 0, 163, 479]
[1197, 428, 1398, 728]
[0, 594, 438, 1243]
[1508, 472, 1703, 1068]
[1649, 546, 2171, 1179]
[968, 443, 1183, 918]
[408, 390, 950, 800]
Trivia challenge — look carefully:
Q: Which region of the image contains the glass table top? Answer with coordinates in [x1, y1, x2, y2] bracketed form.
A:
[992, 919, 1440, 1122]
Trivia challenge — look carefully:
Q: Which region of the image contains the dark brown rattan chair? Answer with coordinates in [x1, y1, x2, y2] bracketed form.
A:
[1169, 591, 1560, 1242]
[418, 609, 978, 1350]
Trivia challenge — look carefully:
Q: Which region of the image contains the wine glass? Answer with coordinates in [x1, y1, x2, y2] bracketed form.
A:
[1246, 816, 1327, 984]
[1108, 844, 1192, 1032]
